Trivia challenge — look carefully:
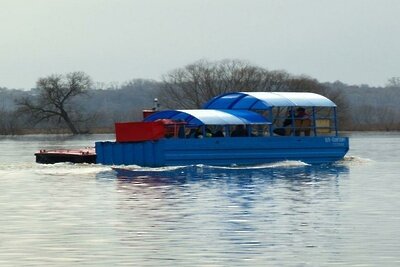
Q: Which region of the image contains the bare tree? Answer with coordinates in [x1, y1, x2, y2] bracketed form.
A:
[159, 59, 352, 129]
[0, 108, 22, 135]
[160, 59, 272, 108]
[386, 77, 400, 88]
[159, 59, 336, 108]
[17, 71, 92, 134]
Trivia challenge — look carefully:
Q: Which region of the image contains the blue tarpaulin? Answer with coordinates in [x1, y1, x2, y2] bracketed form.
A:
[144, 109, 271, 126]
[203, 92, 337, 109]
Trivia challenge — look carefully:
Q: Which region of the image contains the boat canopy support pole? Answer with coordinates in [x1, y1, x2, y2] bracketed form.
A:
[268, 107, 273, 136]
[333, 107, 338, 136]
[224, 125, 230, 137]
[312, 107, 317, 136]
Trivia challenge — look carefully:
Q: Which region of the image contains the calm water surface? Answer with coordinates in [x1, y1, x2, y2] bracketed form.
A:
[0, 133, 399, 266]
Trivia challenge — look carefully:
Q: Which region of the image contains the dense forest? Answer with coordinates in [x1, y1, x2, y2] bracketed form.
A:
[1, 60, 399, 135]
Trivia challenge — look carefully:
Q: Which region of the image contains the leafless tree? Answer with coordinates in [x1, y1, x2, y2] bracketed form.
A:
[159, 59, 352, 129]
[159, 59, 340, 108]
[160, 59, 273, 108]
[0, 108, 21, 135]
[17, 71, 92, 134]
[386, 77, 400, 88]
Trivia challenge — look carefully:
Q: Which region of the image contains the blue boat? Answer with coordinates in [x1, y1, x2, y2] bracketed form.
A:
[95, 92, 349, 166]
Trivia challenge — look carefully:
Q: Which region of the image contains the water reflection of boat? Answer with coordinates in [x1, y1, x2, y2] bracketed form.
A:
[95, 92, 349, 167]
[102, 163, 349, 186]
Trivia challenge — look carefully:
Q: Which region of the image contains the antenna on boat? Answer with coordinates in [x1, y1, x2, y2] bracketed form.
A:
[153, 98, 160, 111]
[142, 98, 160, 119]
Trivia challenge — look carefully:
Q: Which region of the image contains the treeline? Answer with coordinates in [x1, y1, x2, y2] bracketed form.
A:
[0, 59, 399, 135]
[324, 81, 400, 131]
[0, 79, 160, 135]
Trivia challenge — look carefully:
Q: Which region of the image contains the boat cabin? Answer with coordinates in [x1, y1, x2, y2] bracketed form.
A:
[120, 92, 341, 142]
[115, 109, 272, 142]
[144, 109, 271, 138]
[203, 92, 340, 137]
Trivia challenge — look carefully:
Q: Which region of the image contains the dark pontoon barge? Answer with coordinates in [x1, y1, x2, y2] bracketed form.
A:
[35, 148, 96, 164]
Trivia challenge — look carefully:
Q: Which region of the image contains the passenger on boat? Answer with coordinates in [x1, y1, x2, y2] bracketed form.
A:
[205, 128, 213, 137]
[295, 107, 311, 136]
[273, 110, 294, 136]
[187, 127, 200, 138]
[213, 130, 224, 137]
[231, 125, 248, 137]
[189, 127, 213, 138]
[296, 107, 309, 119]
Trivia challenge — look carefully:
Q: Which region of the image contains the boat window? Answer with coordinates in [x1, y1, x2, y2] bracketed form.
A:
[270, 107, 337, 137]
[313, 107, 335, 135]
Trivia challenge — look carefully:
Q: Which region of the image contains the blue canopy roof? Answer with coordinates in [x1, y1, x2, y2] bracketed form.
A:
[144, 109, 271, 126]
[203, 92, 337, 109]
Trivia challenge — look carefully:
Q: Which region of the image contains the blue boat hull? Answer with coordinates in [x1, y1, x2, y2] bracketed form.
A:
[95, 136, 349, 167]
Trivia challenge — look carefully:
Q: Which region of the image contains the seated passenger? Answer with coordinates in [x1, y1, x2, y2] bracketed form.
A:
[231, 125, 248, 137]
[188, 127, 202, 138]
[213, 130, 224, 137]
[273, 110, 294, 136]
[188, 127, 213, 138]
[205, 127, 213, 138]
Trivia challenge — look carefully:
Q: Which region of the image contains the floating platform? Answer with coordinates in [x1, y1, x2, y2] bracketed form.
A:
[35, 148, 96, 164]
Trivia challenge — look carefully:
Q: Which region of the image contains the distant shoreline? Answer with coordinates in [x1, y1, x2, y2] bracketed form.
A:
[1, 129, 399, 137]
[0, 127, 114, 136]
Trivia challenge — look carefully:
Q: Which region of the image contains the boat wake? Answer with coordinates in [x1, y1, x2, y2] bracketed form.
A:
[0, 162, 111, 177]
[112, 165, 188, 172]
[109, 160, 309, 173]
[195, 160, 310, 170]
[339, 155, 373, 165]
[33, 163, 112, 176]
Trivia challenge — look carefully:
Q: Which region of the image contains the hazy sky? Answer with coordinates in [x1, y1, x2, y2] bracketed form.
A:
[1, 0, 399, 89]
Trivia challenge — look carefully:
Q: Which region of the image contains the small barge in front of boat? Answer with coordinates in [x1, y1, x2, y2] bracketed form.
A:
[35, 148, 96, 164]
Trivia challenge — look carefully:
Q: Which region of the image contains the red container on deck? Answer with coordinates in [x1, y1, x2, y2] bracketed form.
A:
[115, 121, 165, 142]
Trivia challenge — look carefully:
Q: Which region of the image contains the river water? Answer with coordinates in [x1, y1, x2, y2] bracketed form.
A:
[0, 133, 399, 266]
